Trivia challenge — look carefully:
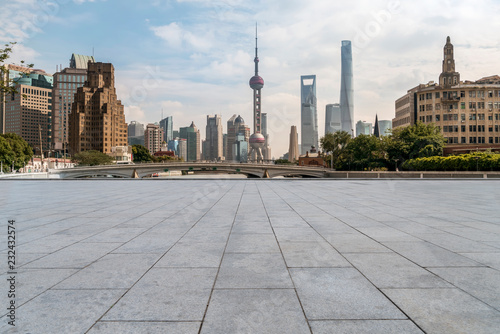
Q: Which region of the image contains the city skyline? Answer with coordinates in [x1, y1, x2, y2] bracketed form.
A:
[2, 1, 500, 157]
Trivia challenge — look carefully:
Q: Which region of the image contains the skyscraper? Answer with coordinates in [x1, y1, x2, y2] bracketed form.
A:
[69, 62, 128, 154]
[340, 40, 354, 134]
[180, 122, 200, 161]
[52, 54, 94, 154]
[288, 125, 299, 162]
[205, 114, 223, 161]
[248, 25, 266, 162]
[226, 114, 237, 161]
[159, 116, 173, 143]
[325, 103, 341, 135]
[300, 75, 318, 154]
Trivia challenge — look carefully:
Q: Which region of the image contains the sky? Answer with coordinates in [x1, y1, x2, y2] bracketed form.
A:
[2, 0, 500, 157]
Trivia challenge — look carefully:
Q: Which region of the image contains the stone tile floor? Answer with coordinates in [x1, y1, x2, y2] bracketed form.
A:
[0, 179, 499, 333]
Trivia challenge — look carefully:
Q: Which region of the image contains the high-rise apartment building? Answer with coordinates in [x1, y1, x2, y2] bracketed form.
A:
[340, 40, 354, 134]
[144, 123, 163, 154]
[52, 54, 94, 153]
[301, 75, 318, 154]
[179, 122, 200, 161]
[205, 114, 223, 161]
[5, 70, 53, 152]
[288, 125, 299, 162]
[325, 103, 342, 135]
[393, 36, 500, 154]
[69, 62, 128, 154]
[159, 116, 173, 143]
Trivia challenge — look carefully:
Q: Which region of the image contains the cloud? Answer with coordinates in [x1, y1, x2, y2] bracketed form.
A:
[151, 23, 213, 52]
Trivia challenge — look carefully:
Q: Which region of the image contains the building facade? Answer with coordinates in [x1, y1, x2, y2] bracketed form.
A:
[379, 120, 392, 136]
[300, 75, 318, 154]
[68, 62, 128, 154]
[205, 114, 223, 161]
[5, 71, 53, 152]
[393, 36, 500, 153]
[144, 123, 163, 154]
[340, 40, 354, 134]
[325, 103, 342, 135]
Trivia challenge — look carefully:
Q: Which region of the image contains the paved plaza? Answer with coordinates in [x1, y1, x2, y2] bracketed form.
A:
[1, 179, 499, 333]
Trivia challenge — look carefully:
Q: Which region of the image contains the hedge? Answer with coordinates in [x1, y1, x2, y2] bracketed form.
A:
[401, 152, 500, 171]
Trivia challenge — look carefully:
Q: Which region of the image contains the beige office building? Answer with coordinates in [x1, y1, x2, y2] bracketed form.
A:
[393, 37, 500, 154]
[69, 62, 128, 154]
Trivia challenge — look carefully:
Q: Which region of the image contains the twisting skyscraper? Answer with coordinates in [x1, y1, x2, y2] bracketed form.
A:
[248, 25, 266, 162]
[300, 75, 318, 154]
[340, 40, 354, 135]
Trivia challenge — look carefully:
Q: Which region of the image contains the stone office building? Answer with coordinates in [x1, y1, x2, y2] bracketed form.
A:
[393, 37, 500, 154]
[69, 62, 128, 154]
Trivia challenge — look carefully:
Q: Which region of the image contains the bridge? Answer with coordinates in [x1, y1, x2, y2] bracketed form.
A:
[49, 162, 327, 179]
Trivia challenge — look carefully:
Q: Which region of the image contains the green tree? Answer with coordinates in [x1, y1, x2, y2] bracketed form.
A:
[132, 144, 153, 162]
[1, 42, 34, 95]
[320, 131, 351, 169]
[0, 133, 33, 172]
[345, 134, 386, 170]
[72, 150, 114, 166]
[383, 122, 445, 169]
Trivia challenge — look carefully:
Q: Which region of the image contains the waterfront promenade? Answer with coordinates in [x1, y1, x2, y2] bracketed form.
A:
[1, 179, 499, 333]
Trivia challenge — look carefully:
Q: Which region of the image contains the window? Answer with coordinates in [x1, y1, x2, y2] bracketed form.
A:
[460, 91, 465, 98]
[435, 92, 441, 98]
[461, 102, 465, 109]
[435, 115, 440, 121]
[461, 114, 466, 121]
[469, 91, 476, 98]
[461, 125, 466, 132]
[436, 103, 441, 110]
[469, 102, 476, 109]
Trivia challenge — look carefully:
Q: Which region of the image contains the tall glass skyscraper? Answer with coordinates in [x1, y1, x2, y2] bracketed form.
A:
[340, 40, 354, 135]
[300, 75, 318, 154]
[159, 116, 173, 143]
[325, 103, 341, 135]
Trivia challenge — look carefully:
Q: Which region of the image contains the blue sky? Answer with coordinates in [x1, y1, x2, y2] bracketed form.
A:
[2, 0, 500, 157]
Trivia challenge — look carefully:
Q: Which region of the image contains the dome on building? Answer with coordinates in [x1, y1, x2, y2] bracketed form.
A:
[235, 115, 244, 124]
[249, 75, 264, 90]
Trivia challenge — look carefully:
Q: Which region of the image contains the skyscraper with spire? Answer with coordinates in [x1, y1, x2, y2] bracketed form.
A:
[248, 24, 266, 162]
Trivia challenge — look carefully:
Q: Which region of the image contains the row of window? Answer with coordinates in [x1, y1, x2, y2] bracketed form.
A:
[419, 90, 500, 101]
[444, 137, 500, 144]
[419, 102, 500, 112]
[420, 114, 500, 122]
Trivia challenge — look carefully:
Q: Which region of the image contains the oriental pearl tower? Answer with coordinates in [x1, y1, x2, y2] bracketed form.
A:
[248, 24, 266, 162]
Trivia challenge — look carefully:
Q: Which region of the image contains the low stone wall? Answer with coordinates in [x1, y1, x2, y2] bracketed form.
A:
[325, 171, 500, 179]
